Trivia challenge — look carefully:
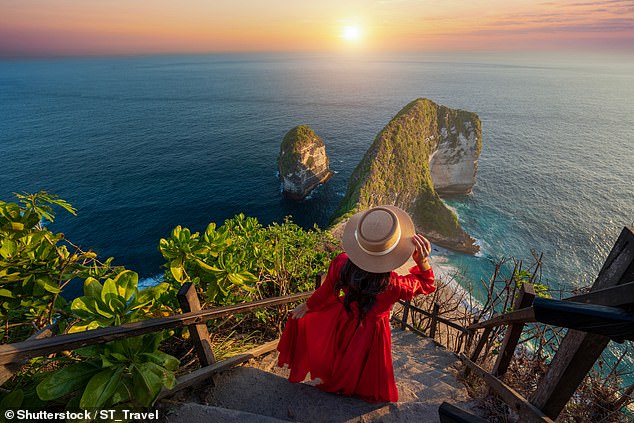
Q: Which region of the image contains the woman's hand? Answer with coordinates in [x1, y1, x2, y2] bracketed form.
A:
[291, 303, 309, 319]
[412, 233, 432, 271]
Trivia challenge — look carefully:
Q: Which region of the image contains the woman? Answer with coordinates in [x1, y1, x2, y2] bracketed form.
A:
[277, 205, 435, 403]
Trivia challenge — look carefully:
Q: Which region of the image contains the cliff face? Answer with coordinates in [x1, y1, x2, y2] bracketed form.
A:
[335, 99, 482, 254]
[278, 125, 333, 200]
[429, 113, 481, 195]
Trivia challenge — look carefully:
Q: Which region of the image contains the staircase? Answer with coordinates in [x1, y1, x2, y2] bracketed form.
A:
[165, 329, 479, 422]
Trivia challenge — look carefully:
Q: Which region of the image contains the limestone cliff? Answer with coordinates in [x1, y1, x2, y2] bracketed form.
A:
[429, 111, 481, 195]
[335, 98, 482, 254]
[278, 125, 333, 200]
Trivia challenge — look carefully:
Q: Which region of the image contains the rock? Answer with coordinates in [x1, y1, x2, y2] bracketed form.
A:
[278, 125, 333, 200]
[334, 99, 481, 254]
[429, 114, 481, 195]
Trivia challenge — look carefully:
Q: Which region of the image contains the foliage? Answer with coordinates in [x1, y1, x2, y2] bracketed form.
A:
[513, 268, 551, 300]
[37, 333, 179, 409]
[0, 192, 179, 414]
[0, 191, 115, 342]
[159, 213, 339, 308]
[1, 191, 339, 414]
[69, 270, 169, 333]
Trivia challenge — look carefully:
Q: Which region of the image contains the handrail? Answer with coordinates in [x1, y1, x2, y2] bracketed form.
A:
[0, 290, 312, 366]
[398, 300, 472, 334]
[467, 307, 536, 330]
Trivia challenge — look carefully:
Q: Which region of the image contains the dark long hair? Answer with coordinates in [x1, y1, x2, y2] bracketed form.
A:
[334, 259, 391, 322]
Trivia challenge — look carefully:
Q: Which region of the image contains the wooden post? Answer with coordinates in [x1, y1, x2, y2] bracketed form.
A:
[492, 283, 536, 378]
[430, 302, 440, 339]
[464, 326, 492, 377]
[463, 318, 478, 355]
[177, 282, 216, 367]
[401, 300, 411, 330]
[530, 226, 634, 419]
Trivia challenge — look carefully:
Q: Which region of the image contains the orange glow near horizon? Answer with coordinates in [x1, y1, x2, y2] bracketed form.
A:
[0, 1, 632, 57]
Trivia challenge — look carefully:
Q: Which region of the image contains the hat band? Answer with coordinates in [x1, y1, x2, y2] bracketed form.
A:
[354, 225, 402, 257]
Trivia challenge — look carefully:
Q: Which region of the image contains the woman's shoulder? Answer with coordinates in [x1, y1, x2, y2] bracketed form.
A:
[326, 253, 349, 275]
[333, 252, 349, 267]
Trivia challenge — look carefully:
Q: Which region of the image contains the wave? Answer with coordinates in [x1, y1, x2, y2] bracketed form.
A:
[138, 274, 164, 290]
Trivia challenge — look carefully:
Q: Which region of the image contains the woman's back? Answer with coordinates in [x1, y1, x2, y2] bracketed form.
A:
[278, 252, 435, 402]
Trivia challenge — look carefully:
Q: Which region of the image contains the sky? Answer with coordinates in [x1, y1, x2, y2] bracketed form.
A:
[0, 0, 633, 57]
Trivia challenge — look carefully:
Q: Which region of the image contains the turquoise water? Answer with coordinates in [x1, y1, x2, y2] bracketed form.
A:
[0, 53, 632, 292]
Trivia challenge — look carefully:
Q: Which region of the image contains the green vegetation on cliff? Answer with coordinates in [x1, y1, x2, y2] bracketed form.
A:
[335, 98, 480, 249]
[0, 191, 340, 412]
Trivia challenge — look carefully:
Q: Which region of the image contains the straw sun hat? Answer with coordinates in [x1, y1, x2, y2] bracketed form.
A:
[342, 205, 416, 273]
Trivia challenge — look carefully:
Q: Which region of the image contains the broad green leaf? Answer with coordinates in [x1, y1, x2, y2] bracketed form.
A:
[170, 259, 184, 282]
[131, 363, 163, 407]
[79, 367, 123, 408]
[71, 296, 107, 319]
[195, 259, 221, 274]
[0, 240, 17, 258]
[227, 272, 257, 292]
[133, 283, 169, 309]
[0, 289, 14, 298]
[53, 294, 67, 309]
[68, 320, 101, 333]
[107, 296, 126, 315]
[140, 351, 180, 371]
[83, 277, 103, 298]
[143, 361, 177, 390]
[92, 300, 116, 318]
[0, 388, 24, 409]
[36, 361, 101, 400]
[110, 378, 133, 405]
[101, 277, 120, 304]
[36, 277, 61, 294]
[113, 270, 138, 302]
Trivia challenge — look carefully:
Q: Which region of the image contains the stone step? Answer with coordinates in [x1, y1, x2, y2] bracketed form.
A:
[174, 328, 479, 422]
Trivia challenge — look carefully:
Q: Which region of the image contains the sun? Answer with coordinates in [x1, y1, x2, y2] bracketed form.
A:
[342, 25, 362, 42]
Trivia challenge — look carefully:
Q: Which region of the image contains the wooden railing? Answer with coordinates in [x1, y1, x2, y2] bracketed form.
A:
[395, 299, 473, 352]
[435, 226, 633, 423]
[0, 274, 325, 397]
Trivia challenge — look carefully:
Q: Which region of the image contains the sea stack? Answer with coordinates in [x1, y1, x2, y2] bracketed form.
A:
[335, 98, 482, 254]
[278, 125, 333, 200]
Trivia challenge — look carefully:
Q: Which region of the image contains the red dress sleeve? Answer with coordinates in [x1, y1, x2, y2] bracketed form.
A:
[392, 265, 436, 301]
[306, 253, 347, 311]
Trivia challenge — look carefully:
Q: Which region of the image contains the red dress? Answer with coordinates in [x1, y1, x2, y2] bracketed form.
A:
[277, 253, 435, 403]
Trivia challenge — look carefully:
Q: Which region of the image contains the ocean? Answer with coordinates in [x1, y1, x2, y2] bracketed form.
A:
[1, 52, 632, 297]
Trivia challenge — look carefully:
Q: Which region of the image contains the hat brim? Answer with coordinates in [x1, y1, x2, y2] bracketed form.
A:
[342, 205, 416, 273]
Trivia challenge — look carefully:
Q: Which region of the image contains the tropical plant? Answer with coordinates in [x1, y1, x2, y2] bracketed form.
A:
[0, 191, 114, 342]
[159, 221, 259, 305]
[68, 270, 169, 332]
[159, 214, 339, 307]
[37, 333, 179, 409]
